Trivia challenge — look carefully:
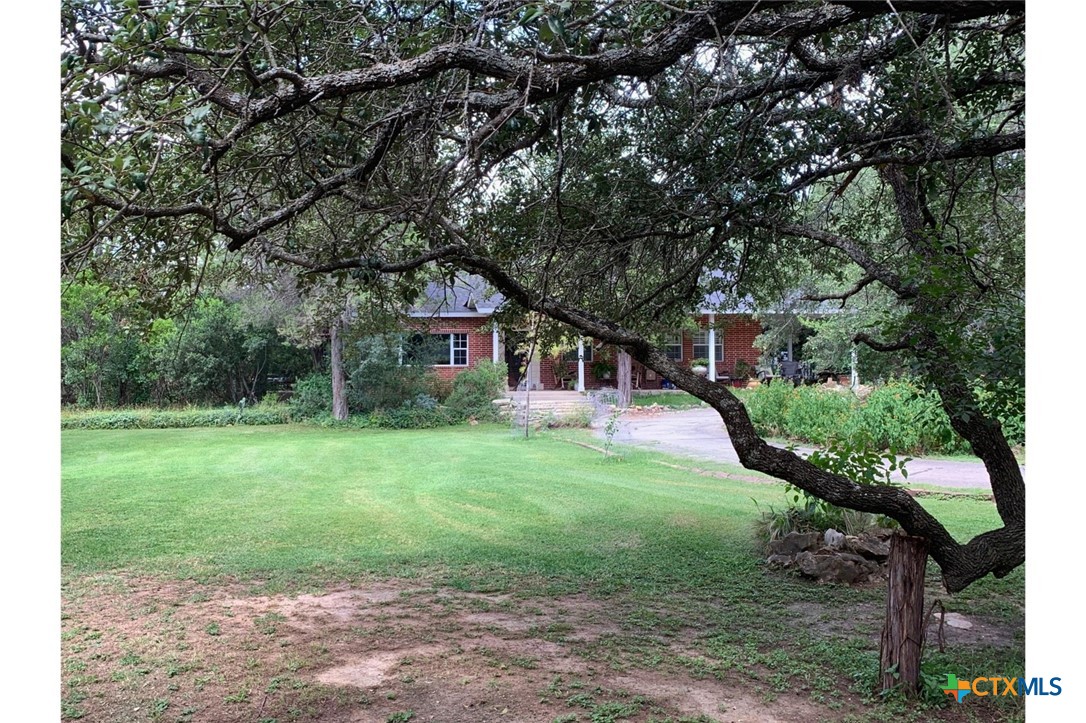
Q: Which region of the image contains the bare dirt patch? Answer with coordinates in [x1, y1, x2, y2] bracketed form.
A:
[784, 599, 1022, 650]
[61, 574, 993, 722]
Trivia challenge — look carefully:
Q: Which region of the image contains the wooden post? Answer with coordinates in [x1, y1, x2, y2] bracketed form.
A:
[880, 534, 928, 694]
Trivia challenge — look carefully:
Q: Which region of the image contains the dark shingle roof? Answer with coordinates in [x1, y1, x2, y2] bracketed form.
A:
[409, 274, 505, 316]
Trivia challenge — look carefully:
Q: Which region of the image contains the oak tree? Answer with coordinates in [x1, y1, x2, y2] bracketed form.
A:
[63, 0, 1024, 614]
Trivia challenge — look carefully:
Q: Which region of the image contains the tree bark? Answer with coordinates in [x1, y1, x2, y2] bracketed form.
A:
[330, 316, 348, 421]
[616, 350, 632, 408]
[880, 534, 929, 694]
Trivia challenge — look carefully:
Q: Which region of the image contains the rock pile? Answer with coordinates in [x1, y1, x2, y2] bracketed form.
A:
[766, 528, 894, 584]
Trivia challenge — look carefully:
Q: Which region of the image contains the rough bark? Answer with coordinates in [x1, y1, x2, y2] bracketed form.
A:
[330, 316, 348, 421]
[880, 535, 929, 694]
[616, 350, 632, 408]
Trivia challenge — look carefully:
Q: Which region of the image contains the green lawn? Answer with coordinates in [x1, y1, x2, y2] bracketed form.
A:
[61, 424, 1024, 721]
[63, 425, 742, 576]
[630, 391, 708, 408]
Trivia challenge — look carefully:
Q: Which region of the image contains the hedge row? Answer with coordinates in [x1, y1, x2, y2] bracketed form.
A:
[60, 407, 291, 430]
[304, 406, 470, 430]
[60, 404, 488, 431]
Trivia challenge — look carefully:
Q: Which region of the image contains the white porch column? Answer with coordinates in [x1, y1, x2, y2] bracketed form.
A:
[492, 322, 500, 363]
[787, 333, 794, 362]
[707, 313, 717, 382]
[850, 345, 859, 389]
[576, 337, 586, 392]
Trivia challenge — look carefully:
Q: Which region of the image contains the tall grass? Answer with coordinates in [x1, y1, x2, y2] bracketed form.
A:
[738, 379, 1021, 456]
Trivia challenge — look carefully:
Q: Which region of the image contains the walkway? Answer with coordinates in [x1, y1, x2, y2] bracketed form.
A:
[598, 407, 1022, 491]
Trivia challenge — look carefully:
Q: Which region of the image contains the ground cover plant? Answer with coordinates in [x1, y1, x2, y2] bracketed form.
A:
[62, 425, 1023, 722]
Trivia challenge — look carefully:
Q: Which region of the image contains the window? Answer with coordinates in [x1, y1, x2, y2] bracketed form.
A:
[404, 333, 468, 366]
[692, 330, 723, 363]
[664, 333, 683, 361]
[450, 333, 468, 365]
[562, 344, 593, 363]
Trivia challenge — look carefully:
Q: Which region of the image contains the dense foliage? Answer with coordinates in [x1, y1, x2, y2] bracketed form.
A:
[60, 405, 290, 430]
[62, 278, 313, 408]
[741, 379, 1024, 456]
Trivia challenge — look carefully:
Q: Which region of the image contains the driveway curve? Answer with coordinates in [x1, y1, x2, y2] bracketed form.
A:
[599, 407, 1020, 491]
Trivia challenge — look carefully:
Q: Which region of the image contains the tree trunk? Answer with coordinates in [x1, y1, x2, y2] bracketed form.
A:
[880, 534, 929, 694]
[330, 316, 348, 421]
[616, 349, 632, 408]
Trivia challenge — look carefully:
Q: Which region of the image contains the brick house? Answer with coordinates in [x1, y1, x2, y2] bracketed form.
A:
[408, 276, 766, 391]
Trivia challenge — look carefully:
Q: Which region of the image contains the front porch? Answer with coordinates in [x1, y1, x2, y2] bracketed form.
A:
[498, 390, 597, 424]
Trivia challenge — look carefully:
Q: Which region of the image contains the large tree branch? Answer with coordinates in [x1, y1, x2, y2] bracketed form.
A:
[802, 273, 878, 305]
[414, 230, 1016, 593]
[743, 220, 918, 297]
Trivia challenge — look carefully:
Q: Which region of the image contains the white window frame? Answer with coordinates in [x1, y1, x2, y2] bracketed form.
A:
[664, 333, 683, 361]
[446, 333, 468, 366]
[410, 332, 468, 366]
[564, 345, 593, 363]
[692, 330, 723, 362]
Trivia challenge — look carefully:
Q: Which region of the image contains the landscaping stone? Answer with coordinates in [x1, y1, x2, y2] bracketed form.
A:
[844, 535, 891, 561]
[794, 551, 879, 584]
[943, 612, 974, 630]
[767, 531, 888, 585]
[767, 531, 822, 556]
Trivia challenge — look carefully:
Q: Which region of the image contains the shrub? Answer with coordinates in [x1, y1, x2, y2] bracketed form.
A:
[290, 372, 332, 419]
[348, 335, 435, 413]
[301, 406, 464, 430]
[736, 381, 793, 436]
[739, 377, 1010, 456]
[445, 360, 508, 421]
[424, 374, 454, 402]
[843, 380, 971, 456]
[740, 382, 852, 444]
[60, 406, 290, 430]
[537, 407, 595, 429]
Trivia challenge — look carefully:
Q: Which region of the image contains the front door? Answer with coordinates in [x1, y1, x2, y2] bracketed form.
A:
[504, 331, 526, 389]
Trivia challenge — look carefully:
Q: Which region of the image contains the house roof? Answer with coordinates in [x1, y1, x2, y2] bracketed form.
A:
[409, 272, 833, 319]
[408, 274, 505, 317]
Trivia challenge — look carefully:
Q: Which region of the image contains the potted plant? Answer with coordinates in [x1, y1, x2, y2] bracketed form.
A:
[733, 359, 759, 388]
[592, 360, 615, 380]
[690, 358, 710, 376]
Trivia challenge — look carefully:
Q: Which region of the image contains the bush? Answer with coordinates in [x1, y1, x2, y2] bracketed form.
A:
[740, 382, 852, 444]
[61, 406, 290, 430]
[445, 360, 508, 421]
[736, 380, 792, 436]
[302, 406, 464, 430]
[348, 335, 435, 413]
[290, 372, 333, 419]
[842, 380, 970, 456]
[425, 374, 454, 402]
[738, 378, 1017, 456]
[782, 384, 852, 446]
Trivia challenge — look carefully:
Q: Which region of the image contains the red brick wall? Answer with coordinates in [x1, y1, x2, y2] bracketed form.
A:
[410, 314, 764, 389]
[550, 348, 616, 390]
[409, 317, 494, 382]
[716, 315, 763, 377]
[538, 316, 764, 390]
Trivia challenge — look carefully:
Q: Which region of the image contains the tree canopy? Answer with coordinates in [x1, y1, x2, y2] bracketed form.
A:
[62, 0, 1025, 592]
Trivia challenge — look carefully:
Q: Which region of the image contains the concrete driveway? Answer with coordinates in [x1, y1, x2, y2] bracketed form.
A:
[598, 407, 1020, 491]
